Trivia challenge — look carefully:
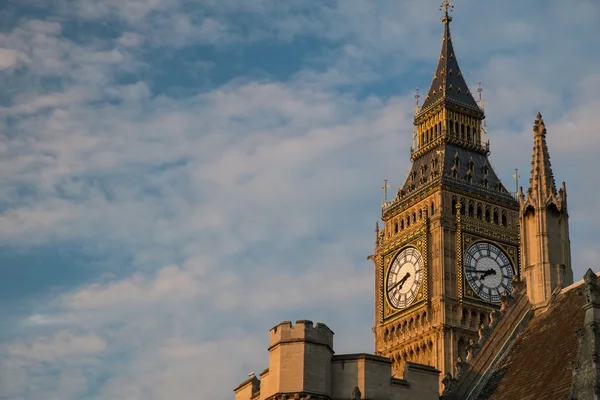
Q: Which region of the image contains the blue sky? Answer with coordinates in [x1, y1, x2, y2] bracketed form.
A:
[0, 0, 599, 399]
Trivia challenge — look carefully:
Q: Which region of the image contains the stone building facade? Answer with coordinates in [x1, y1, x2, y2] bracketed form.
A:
[234, 320, 440, 400]
[234, 2, 599, 399]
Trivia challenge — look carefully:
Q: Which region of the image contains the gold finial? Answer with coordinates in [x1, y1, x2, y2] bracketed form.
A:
[440, 0, 454, 22]
[382, 178, 390, 203]
[414, 87, 420, 114]
[478, 82, 487, 145]
[412, 87, 420, 151]
[512, 168, 520, 194]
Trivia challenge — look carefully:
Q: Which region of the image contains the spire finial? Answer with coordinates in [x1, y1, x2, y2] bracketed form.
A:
[440, 0, 454, 23]
[382, 178, 390, 204]
[512, 168, 520, 195]
[415, 87, 420, 111]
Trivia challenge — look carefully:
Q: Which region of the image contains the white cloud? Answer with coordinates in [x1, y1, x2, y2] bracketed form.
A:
[8, 331, 106, 362]
[117, 32, 145, 47]
[0, 48, 19, 70]
[0, 1, 599, 400]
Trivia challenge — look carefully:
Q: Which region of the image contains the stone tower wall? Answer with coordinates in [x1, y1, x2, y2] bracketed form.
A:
[264, 320, 334, 397]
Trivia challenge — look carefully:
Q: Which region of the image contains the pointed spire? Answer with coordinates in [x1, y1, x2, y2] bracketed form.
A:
[418, 2, 482, 116]
[528, 112, 557, 199]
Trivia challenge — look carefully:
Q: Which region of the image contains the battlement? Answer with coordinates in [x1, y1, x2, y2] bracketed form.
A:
[269, 320, 334, 351]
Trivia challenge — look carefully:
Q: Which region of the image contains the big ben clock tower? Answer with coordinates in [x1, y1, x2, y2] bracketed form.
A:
[370, 2, 520, 381]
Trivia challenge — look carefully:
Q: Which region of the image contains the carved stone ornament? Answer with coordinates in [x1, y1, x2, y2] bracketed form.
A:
[455, 356, 470, 380]
[465, 338, 480, 362]
[489, 309, 503, 328]
[499, 291, 514, 311]
[511, 275, 525, 293]
[441, 372, 458, 397]
[351, 386, 362, 400]
[478, 324, 491, 346]
[583, 268, 600, 305]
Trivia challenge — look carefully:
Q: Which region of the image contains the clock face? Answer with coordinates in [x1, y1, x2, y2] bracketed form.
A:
[464, 242, 514, 303]
[387, 247, 424, 309]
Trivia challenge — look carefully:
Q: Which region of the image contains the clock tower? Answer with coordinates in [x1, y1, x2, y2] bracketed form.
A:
[370, 2, 520, 381]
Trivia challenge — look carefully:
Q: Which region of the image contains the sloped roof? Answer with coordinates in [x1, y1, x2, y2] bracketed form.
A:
[397, 143, 515, 203]
[476, 287, 585, 399]
[419, 13, 481, 114]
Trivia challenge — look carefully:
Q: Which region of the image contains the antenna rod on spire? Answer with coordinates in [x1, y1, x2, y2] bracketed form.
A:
[415, 87, 420, 112]
[382, 178, 390, 204]
[478, 82, 487, 146]
[412, 88, 420, 152]
[512, 168, 520, 194]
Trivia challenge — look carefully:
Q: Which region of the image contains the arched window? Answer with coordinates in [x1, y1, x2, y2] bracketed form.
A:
[394, 221, 399, 233]
[501, 213, 507, 227]
[477, 204, 483, 219]
[485, 208, 491, 222]
[493, 210, 499, 225]
[468, 202, 474, 217]
[466, 126, 471, 142]
[401, 219, 405, 230]
[431, 202, 435, 215]
[460, 200, 466, 215]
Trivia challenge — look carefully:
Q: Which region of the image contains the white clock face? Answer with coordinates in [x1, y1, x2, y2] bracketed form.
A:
[387, 247, 424, 309]
[464, 242, 514, 303]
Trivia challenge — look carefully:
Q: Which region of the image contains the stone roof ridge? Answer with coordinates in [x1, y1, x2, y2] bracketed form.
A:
[417, 2, 483, 117]
[472, 269, 599, 399]
[440, 277, 532, 400]
[559, 269, 600, 294]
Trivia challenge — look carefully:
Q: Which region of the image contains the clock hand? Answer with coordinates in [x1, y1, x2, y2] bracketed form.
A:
[390, 272, 411, 292]
[479, 269, 497, 281]
[397, 272, 411, 290]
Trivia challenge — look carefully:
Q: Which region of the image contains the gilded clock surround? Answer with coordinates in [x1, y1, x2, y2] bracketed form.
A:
[462, 239, 515, 303]
[383, 238, 429, 321]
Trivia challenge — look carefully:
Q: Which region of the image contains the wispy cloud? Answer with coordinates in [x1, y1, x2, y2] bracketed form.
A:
[0, 0, 598, 399]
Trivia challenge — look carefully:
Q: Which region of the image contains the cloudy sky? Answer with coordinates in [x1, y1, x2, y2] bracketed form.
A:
[0, 0, 598, 399]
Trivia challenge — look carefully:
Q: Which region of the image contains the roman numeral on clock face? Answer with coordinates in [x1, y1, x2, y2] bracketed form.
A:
[386, 247, 424, 310]
[463, 242, 514, 303]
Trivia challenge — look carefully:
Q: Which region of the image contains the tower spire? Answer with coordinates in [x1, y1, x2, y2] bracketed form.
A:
[418, 2, 482, 116]
[520, 112, 572, 307]
[528, 112, 557, 200]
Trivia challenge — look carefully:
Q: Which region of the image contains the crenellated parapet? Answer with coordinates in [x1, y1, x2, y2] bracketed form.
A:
[236, 319, 440, 400]
[269, 320, 334, 351]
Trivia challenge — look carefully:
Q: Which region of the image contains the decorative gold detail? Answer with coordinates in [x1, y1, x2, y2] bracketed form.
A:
[382, 234, 429, 321]
[456, 202, 464, 299]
